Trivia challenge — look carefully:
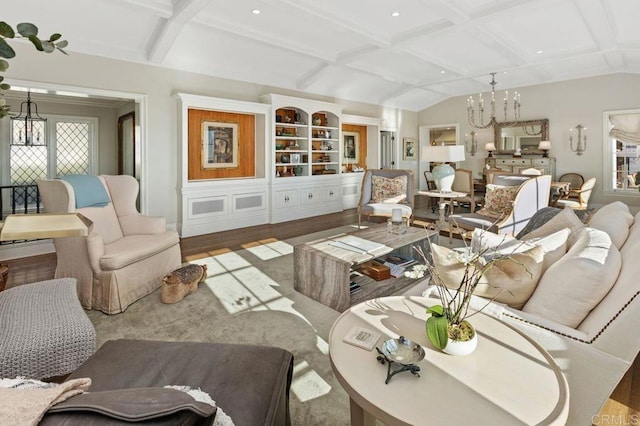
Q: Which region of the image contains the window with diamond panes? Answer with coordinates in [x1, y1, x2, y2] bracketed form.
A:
[10, 120, 47, 206]
[56, 121, 90, 176]
[9, 117, 94, 207]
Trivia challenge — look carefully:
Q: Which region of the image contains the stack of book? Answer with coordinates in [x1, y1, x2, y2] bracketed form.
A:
[376, 253, 416, 278]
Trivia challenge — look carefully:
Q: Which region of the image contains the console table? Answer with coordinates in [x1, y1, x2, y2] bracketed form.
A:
[329, 296, 569, 425]
[293, 224, 436, 312]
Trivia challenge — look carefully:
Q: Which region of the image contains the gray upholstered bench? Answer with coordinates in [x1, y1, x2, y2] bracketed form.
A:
[0, 278, 96, 379]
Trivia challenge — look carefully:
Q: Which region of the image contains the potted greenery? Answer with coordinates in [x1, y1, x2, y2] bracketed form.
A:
[406, 231, 529, 356]
[0, 21, 68, 117]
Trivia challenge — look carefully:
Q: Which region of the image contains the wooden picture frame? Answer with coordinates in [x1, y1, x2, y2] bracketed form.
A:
[343, 131, 360, 163]
[403, 137, 417, 160]
[202, 121, 238, 169]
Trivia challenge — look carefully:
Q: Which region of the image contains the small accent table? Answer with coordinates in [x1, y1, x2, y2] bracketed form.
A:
[329, 296, 570, 425]
[417, 190, 467, 242]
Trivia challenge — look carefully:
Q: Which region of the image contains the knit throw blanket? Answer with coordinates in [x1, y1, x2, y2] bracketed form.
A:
[0, 377, 91, 425]
[0, 378, 234, 426]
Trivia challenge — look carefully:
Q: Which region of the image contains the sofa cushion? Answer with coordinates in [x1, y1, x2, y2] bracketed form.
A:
[476, 184, 519, 219]
[371, 175, 407, 203]
[520, 207, 585, 248]
[588, 201, 633, 249]
[515, 207, 562, 239]
[101, 232, 180, 270]
[431, 242, 544, 309]
[522, 228, 622, 328]
[521, 228, 571, 273]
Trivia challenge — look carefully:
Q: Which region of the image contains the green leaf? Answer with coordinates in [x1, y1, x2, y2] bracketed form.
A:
[17, 22, 38, 37]
[0, 22, 15, 38]
[426, 305, 444, 317]
[0, 83, 10, 90]
[49, 33, 62, 42]
[426, 316, 449, 350]
[0, 59, 9, 72]
[28, 35, 43, 51]
[0, 38, 15, 59]
[41, 40, 55, 53]
[56, 40, 68, 49]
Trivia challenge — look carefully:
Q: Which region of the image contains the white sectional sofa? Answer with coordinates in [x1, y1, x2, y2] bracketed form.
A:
[426, 201, 640, 425]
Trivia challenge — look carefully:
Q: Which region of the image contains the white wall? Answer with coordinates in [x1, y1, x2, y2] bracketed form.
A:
[5, 44, 416, 225]
[418, 73, 640, 208]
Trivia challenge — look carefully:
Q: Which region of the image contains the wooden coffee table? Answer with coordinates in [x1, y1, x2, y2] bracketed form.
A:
[329, 296, 569, 425]
[293, 224, 436, 312]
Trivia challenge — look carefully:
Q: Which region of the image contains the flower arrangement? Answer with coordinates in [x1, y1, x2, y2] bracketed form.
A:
[405, 230, 531, 352]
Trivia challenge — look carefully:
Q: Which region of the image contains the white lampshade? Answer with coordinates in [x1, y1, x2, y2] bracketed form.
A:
[424, 145, 466, 163]
[484, 142, 496, 151]
[538, 140, 551, 150]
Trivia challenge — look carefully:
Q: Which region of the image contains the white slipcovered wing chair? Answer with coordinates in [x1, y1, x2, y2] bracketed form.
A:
[38, 175, 181, 314]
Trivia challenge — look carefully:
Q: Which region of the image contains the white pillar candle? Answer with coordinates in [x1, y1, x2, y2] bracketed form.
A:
[391, 208, 402, 223]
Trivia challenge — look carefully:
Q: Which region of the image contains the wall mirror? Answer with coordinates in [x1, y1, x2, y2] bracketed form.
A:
[494, 119, 549, 154]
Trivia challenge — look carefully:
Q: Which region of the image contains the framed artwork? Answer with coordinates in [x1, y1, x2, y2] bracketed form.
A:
[403, 137, 417, 160]
[202, 121, 238, 169]
[343, 131, 360, 163]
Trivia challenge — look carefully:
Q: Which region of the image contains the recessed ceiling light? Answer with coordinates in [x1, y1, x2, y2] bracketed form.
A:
[251, 9, 261, 15]
[391, 11, 400, 17]
[536, 50, 543, 54]
[440, 70, 446, 74]
[503, 71, 508, 74]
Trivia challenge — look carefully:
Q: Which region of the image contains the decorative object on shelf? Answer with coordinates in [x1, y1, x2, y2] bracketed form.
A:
[290, 153, 300, 163]
[343, 131, 360, 164]
[280, 154, 290, 163]
[403, 137, 417, 160]
[467, 72, 521, 129]
[538, 140, 551, 157]
[464, 131, 477, 156]
[375, 336, 424, 384]
[201, 121, 238, 169]
[423, 145, 465, 192]
[569, 124, 587, 156]
[275, 115, 282, 123]
[313, 116, 322, 126]
[11, 91, 46, 146]
[289, 140, 300, 149]
[293, 166, 303, 176]
[485, 142, 496, 158]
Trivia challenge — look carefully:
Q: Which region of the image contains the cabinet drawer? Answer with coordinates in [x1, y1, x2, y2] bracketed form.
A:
[532, 158, 549, 166]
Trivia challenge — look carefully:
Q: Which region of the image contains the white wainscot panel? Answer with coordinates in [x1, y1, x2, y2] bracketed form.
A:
[188, 195, 228, 220]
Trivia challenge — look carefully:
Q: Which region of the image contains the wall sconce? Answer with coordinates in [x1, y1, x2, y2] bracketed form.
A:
[569, 124, 587, 156]
[538, 140, 551, 158]
[484, 142, 496, 158]
[465, 131, 478, 156]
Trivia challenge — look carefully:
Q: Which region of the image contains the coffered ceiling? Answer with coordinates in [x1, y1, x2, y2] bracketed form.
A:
[5, 0, 640, 111]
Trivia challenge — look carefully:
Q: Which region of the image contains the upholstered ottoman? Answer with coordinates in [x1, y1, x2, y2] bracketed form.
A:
[41, 339, 294, 425]
[0, 278, 96, 380]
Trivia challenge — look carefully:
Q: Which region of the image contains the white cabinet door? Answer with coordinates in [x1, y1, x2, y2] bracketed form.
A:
[300, 187, 321, 205]
[324, 185, 341, 202]
[273, 188, 299, 209]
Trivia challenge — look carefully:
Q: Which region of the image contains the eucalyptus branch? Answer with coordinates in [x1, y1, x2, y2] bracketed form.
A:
[0, 21, 68, 117]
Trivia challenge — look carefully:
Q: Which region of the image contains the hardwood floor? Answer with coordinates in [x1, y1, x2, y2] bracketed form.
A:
[1, 205, 639, 420]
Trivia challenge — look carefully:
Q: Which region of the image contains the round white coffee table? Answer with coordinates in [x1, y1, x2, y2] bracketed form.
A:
[329, 296, 569, 425]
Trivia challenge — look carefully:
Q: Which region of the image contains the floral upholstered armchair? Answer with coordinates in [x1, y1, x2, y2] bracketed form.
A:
[357, 169, 414, 228]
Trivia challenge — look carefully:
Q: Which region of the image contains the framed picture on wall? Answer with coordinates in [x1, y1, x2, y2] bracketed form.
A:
[343, 131, 360, 163]
[403, 137, 417, 160]
[202, 121, 238, 169]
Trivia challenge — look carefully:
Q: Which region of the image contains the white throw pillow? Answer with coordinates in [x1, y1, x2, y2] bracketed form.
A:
[521, 228, 571, 273]
[522, 228, 621, 328]
[588, 201, 633, 249]
[521, 207, 585, 248]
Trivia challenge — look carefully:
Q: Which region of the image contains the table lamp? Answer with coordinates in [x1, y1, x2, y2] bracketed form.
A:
[424, 145, 466, 192]
[485, 142, 496, 158]
[538, 140, 551, 158]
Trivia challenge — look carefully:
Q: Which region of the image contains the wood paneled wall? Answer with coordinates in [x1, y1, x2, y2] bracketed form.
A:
[188, 109, 255, 180]
[342, 124, 367, 171]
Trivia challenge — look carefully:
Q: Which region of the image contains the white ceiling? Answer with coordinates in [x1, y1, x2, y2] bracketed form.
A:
[5, 0, 640, 111]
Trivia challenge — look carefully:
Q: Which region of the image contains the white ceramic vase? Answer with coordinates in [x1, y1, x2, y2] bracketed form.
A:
[443, 327, 478, 356]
